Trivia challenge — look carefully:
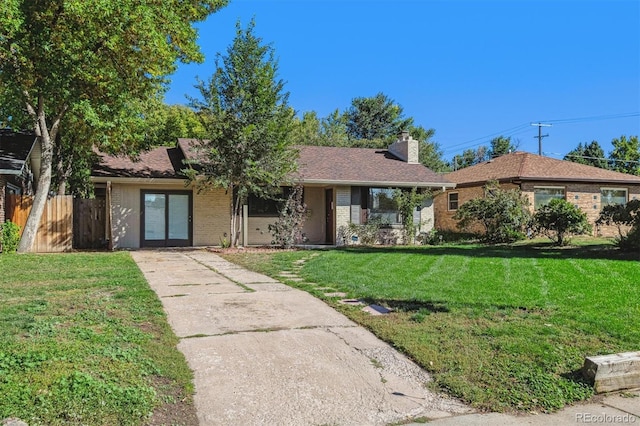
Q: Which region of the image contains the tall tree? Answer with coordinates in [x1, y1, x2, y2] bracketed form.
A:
[0, 0, 227, 252]
[320, 109, 349, 146]
[609, 135, 640, 175]
[451, 147, 488, 170]
[344, 92, 413, 141]
[564, 141, 609, 169]
[489, 136, 517, 158]
[290, 111, 324, 146]
[188, 19, 297, 247]
[145, 102, 207, 147]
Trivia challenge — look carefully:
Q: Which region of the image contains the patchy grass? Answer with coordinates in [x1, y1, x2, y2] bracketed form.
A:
[220, 240, 640, 413]
[0, 252, 196, 425]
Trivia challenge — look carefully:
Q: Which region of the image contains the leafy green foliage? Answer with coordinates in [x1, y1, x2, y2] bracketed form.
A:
[609, 135, 640, 175]
[1, 0, 227, 251]
[489, 136, 517, 158]
[269, 185, 309, 248]
[564, 141, 609, 169]
[393, 188, 431, 244]
[0, 252, 195, 424]
[534, 199, 592, 246]
[188, 19, 297, 247]
[344, 92, 412, 141]
[454, 182, 532, 243]
[597, 199, 640, 251]
[1, 220, 21, 253]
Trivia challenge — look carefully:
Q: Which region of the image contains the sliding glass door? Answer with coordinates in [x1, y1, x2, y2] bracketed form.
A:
[141, 191, 192, 247]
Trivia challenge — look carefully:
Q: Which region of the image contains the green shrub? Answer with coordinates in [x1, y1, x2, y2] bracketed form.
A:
[345, 218, 384, 245]
[454, 181, 532, 244]
[534, 199, 592, 246]
[1, 221, 21, 253]
[597, 199, 640, 251]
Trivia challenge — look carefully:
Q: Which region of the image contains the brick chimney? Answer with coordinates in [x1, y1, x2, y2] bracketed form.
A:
[388, 130, 419, 164]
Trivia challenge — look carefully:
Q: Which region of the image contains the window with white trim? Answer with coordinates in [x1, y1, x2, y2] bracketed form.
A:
[601, 188, 627, 207]
[533, 187, 565, 209]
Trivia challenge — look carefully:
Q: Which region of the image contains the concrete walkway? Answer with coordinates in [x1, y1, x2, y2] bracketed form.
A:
[131, 249, 639, 426]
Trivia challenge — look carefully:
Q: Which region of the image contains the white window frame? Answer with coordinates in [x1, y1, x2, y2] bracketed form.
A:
[533, 186, 565, 209]
[600, 187, 628, 207]
[448, 192, 459, 211]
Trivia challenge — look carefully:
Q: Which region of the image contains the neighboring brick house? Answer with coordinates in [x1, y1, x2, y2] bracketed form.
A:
[91, 132, 454, 249]
[0, 129, 40, 224]
[434, 151, 640, 237]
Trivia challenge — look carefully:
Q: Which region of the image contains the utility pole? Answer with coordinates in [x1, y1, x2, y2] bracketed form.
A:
[531, 123, 551, 155]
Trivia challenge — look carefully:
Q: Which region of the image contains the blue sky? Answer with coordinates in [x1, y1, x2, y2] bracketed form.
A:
[165, 0, 640, 162]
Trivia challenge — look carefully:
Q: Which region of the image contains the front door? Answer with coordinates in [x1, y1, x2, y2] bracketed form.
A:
[325, 188, 334, 244]
[141, 190, 192, 247]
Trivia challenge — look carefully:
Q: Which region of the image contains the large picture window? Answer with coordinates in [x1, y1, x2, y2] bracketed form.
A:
[601, 188, 627, 207]
[534, 187, 565, 209]
[368, 188, 401, 224]
[248, 187, 292, 217]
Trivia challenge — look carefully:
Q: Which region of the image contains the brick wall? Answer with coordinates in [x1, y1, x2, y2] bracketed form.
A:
[435, 181, 640, 238]
[193, 187, 231, 246]
[334, 186, 351, 244]
[521, 182, 640, 237]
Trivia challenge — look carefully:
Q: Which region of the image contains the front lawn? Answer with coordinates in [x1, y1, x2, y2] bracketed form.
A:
[220, 240, 640, 413]
[0, 252, 196, 425]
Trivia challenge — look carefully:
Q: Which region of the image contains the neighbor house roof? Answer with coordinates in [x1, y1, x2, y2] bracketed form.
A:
[446, 151, 640, 186]
[93, 139, 454, 188]
[0, 129, 37, 175]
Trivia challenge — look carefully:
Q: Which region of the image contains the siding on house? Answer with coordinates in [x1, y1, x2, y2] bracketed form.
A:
[109, 183, 230, 249]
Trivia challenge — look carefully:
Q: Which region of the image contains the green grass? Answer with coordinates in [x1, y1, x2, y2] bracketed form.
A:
[0, 252, 194, 425]
[220, 240, 640, 414]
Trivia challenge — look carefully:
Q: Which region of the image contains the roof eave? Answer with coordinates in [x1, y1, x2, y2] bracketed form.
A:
[294, 178, 456, 189]
[90, 176, 189, 185]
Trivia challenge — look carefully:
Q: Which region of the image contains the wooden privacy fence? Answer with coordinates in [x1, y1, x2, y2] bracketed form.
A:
[73, 198, 106, 249]
[6, 194, 73, 252]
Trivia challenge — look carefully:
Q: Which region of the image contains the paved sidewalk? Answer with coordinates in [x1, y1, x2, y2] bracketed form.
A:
[131, 249, 640, 426]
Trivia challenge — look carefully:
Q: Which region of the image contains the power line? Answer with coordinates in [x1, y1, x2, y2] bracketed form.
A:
[564, 154, 640, 165]
[542, 112, 639, 125]
[443, 112, 639, 158]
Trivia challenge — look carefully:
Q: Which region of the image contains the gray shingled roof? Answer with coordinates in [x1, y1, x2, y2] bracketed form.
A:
[446, 151, 640, 186]
[0, 130, 37, 175]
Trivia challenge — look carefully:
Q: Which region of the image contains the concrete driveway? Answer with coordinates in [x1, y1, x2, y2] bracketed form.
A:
[130, 249, 472, 425]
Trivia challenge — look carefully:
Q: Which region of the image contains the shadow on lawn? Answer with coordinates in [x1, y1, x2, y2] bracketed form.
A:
[336, 243, 639, 262]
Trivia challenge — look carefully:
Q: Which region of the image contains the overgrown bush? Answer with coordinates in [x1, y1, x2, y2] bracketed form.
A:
[345, 218, 384, 245]
[1, 221, 21, 253]
[533, 198, 592, 246]
[454, 181, 532, 244]
[596, 199, 640, 251]
[269, 185, 308, 248]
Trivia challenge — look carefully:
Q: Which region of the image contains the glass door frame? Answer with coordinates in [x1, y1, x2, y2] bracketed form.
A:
[140, 190, 193, 247]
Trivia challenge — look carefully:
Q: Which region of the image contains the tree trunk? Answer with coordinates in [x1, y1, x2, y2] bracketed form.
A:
[17, 137, 53, 252]
[17, 96, 62, 253]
